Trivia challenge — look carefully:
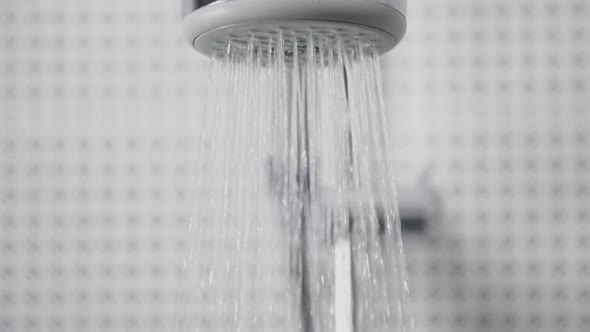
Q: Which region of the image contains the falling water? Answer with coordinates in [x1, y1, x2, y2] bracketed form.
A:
[176, 29, 413, 332]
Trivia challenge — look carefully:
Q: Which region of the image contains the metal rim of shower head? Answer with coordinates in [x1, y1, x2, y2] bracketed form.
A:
[181, 0, 407, 56]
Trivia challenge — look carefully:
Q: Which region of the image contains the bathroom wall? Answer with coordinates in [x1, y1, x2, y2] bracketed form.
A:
[384, 1, 589, 331]
[1, 0, 588, 332]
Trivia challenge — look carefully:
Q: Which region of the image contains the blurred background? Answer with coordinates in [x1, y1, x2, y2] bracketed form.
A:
[1, 0, 589, 331]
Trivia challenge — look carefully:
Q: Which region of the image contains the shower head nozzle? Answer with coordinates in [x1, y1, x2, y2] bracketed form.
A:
[182, 0, 407, 56]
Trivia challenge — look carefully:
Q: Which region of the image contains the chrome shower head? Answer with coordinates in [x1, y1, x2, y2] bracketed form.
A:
[181, 0, 407, 56]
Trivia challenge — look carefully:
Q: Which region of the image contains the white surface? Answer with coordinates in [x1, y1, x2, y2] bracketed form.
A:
[335, 239, 353, 332]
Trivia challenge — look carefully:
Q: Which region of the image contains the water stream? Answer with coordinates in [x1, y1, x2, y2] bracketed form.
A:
[176, 30, 413, 332]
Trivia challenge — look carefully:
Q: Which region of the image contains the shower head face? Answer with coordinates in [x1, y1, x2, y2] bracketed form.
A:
[198, 21, 395, 59]
[182, 0, 407, 57]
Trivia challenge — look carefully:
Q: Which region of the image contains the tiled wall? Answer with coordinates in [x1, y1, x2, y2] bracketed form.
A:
[385, 1, 589, 331]
[1, 0, 589, 331]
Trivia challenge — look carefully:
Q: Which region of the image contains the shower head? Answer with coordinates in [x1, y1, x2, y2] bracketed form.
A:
[181, 0, 407, 56]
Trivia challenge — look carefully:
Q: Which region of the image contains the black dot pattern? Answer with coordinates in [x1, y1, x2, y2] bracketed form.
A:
[384, 1, 590, 332]
[1, 0, 589, 332]
[0, 1, 204, 332]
